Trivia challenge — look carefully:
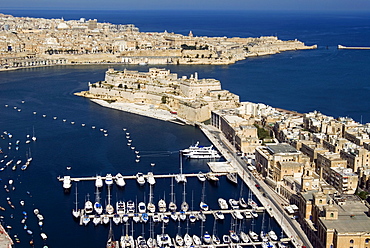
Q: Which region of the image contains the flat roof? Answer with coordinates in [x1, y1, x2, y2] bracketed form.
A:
[267, 143, 299, 154]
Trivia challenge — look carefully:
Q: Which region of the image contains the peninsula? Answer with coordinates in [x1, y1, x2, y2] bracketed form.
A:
[0, 13, 316, 69]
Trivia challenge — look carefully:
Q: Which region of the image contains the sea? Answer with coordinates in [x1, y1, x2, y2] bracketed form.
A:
[0, 9, 370, 248]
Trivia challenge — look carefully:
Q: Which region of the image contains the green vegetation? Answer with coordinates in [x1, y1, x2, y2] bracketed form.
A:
[356, 190, 369, 200]
[254, 124, 271, 140]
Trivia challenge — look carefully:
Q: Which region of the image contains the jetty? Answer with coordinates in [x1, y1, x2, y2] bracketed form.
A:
[338, 44, 370, 50]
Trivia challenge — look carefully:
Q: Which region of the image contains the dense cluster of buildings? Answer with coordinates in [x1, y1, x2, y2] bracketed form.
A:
[211, 104, 370, 248]
[0, 13, 316, 69]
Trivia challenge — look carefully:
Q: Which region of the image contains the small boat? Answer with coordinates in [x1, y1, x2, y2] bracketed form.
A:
[113, 214, 121, 225]
[222, 235, 231, 244]
[251, 211, 258, 218]
[189, 212, 197, 222]
[138, 202, 146, 213]
[20, 200, 25, 206]
[226, 172, 238, 184]
[147, 202, 156, 213]
[218, 198, 228, 209]
[95, 176, 103, 188]
[260, 231, 269, 242]
[27, 230, 33, 235]
[197, 211, 206, 222]
[213, 211, 225, 220]
[179, 210, 186, 221]
[93, 214, 101, 226]
[152, 213, 160, 223]
[158, 199, 166, 212]
[197, 171, 206, 182]
[230, 230, 240, 243]
[94, 202, 103, 215]
[184, 233, 193, 246]
[122, 214, 129, 223]
[40, 233, 47, 240]
[62, 176, 72, 190]
[229, 198, 240, 210]
[244, 211, 253, 219]
[181, 201, 189, 212]
[203, 231, 211, 244]
[133, 213, 140, 223]
[136, 172, 145, 186]
[126, 200, 135, 213]
[146, 172, 156, 185]
[102, 215, 110, 224]
[160, 214, 169, 224]
[84, 195, 93, 214]
[268, 230, 278, 241]
[170, 212, 178, 221]
[249, 230, 259, 241]
[262, 241, 277, 248]
[141, 213, 149, 223]
[206, 173, 219, 182]
[199, 201, 209, 211]
[239, 197, 248, 208]
[175, 234, 184, 246]
[105, 174, 113, 186]
[212, 234, 221, 245]
[192, 235, 201, 246]
[116, 201, 125, 215]
[240, 231, 250, 243]
[115, 173, 126, 187]
[232, 210, 244, 220]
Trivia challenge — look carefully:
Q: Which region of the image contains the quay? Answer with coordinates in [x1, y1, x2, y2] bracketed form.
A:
[198, 123, 313, 248]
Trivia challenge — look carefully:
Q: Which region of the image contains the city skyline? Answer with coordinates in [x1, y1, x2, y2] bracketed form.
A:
[1, 0, 370, 12]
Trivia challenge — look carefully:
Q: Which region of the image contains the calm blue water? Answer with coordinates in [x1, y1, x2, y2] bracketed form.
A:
[0, 9, 370, 247]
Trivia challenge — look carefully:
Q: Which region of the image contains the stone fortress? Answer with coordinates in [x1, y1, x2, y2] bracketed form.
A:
[78, 67, 239, 123]
[0, 13, 316, 69]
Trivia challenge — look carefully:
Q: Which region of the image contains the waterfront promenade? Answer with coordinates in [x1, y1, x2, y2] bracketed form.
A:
[198, 123, 313, 248]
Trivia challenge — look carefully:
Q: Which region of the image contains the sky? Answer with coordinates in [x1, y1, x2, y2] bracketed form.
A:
[1, 0, 370, 12]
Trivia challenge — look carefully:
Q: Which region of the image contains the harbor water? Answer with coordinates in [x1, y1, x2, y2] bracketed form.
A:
[0, 10, 370, 248]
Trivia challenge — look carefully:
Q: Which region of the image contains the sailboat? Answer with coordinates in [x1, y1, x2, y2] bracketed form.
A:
[106, 220, 119, 248]
[199, 182, 209, 211]
[31, 126, 36, 142]
[147, 183, 156, 213]
[168, 177, 177, 212]
[175, 152, 187, 183]
[72, 184, 80, 218]
[260, 211, 269, 242]
[94, 187, 103, 214]
[105, 185, 114, 215]
[180, 183, 189, 213]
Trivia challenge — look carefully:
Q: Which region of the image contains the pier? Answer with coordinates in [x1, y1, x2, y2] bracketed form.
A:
[57, 172, 228, 183]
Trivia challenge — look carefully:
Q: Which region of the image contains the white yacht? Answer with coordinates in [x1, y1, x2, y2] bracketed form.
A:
[218, 198, 229, 209]
[158, 199, 166, 212]
[105, 174, 114, 186]
[147, 172, 156, 185]
[95, 176, 103, 188]
[197, 171, 207, 182]
[229, 198, 240, 209]
[240, 231, 250, 243]
[62, 176, 72, 190]
[126, 200, 135, 213]
[84, 195, 93, 214]
[181, 141, 221, 159]
[116, 201, 125, 215]
[138, 202, 146, 213]
[213, 211, 225, 220]
[136, 172, 145, 186]
[199, 201, 209, 211]
[203, 231, 212, 244]
[268, 230, 278, 241]
[115, 173, 126, 187]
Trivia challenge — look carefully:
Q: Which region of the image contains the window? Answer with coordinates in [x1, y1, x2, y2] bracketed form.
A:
[365, 238, 370, 244]
[330, 213, 334, 218]
[350, 240, 354, 244]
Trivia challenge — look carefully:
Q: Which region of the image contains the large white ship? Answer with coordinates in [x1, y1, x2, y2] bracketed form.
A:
[181, 141, 221, 159]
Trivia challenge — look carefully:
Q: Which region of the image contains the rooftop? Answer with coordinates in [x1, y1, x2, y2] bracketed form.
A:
[267, 143, 299, 154]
